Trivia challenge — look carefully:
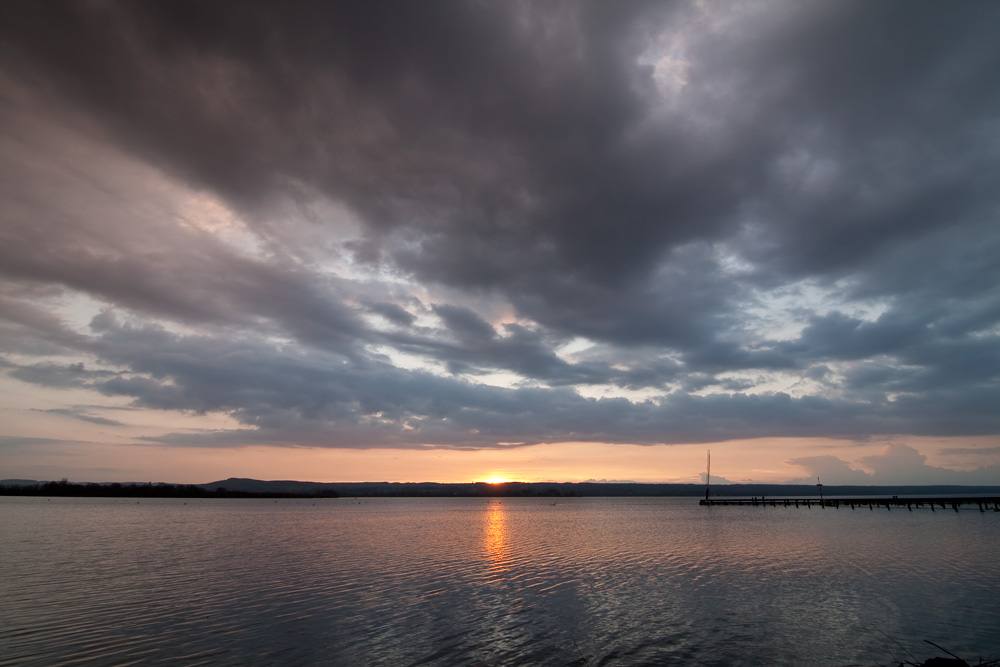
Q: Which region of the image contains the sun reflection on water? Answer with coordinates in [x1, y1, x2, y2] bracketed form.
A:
[483, 501, 508, 573]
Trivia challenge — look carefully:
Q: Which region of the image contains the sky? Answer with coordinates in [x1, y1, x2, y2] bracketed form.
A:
[1, 1, 999, 486]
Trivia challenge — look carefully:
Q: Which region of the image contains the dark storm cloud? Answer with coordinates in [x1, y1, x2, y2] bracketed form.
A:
[1, 1, 999, 453]
[3, 0, 749, 303]
[3, 1, 998, 288]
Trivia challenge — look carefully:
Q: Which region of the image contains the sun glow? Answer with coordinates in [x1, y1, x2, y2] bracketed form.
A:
[483, 477, 510, 484]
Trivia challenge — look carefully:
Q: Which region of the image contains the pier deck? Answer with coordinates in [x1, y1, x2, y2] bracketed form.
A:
[699, 496, 1000, 511]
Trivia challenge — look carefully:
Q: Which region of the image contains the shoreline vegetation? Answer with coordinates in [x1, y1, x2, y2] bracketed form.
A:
[3, 477, 1000, 500]
[0, 479, 341, 499]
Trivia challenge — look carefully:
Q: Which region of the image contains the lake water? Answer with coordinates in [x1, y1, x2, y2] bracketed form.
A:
[1, 496, 998, 666]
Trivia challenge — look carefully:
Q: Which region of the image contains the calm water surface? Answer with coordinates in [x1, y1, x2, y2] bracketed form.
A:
[1, 496, 998, 666]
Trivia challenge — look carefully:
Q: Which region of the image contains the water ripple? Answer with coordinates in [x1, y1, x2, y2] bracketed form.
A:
[1, 497, 998, 666]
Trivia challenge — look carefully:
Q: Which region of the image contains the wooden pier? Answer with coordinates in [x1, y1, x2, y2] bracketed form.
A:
[700, 496, 1000, 512]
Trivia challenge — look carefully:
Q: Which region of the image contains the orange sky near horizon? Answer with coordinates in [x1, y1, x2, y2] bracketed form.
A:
[4, 432, 997, 486]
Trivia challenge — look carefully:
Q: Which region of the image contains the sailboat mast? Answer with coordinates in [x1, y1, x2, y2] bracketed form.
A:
[706, 449, 711, 500]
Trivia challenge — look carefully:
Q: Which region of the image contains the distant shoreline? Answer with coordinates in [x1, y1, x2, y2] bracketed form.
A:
[0, 480, 340, 499]
[4, 478, 1000, 499]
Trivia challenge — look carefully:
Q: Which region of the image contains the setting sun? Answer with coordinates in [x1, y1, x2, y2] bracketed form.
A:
[483, 477, 510, 484]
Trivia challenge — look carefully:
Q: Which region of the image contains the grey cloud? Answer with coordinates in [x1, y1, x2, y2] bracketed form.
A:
[4, 2, 998, 300]
[0, 88, 367, 357]
[0, 288, 92, 355]
[784, 455, 872, 485]
[787, 311, 926, 362]
[27, 316, 986, 449]
[33, 408, 126, 427]
[0, 1, 998, 462]
[788, 444, 1000, 486]
[365, 301, 416, 327]
[858, 443, 1000, 486]
[939, 446, 1000, 457]
[0, 180, 367, 353]
[386, 319, 603, 386]
[0, 435, 92, 450]
[433, 304, 496, 341]
[8, 362, 117, 389]
[0, 1, 749, 304]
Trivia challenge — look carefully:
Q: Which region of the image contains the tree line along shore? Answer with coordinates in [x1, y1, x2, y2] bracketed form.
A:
[3, 478, 999, 499]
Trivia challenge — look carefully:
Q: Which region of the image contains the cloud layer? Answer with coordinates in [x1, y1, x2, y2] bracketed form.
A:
[1, 2, 998, 463]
